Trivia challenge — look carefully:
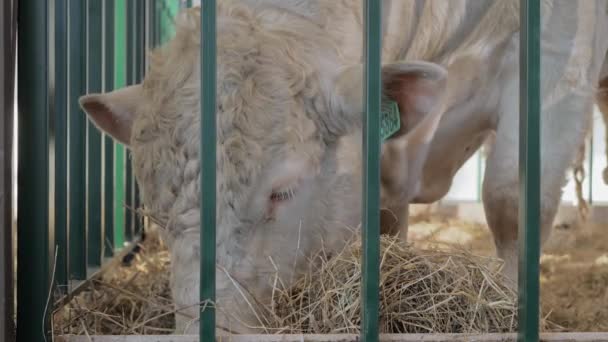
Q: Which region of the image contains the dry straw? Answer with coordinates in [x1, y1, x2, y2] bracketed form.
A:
[52, 231, 178, 335]
[54, 228, 525, 336]
[256, 235, 518, 334]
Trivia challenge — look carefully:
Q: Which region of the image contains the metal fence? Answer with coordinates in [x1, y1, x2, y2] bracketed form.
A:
[195, 0, 541, 341]
[15, 1, 180, 341]
[12, 0, 543, 342]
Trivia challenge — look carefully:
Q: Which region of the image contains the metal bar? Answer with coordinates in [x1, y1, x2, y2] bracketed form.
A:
[103, 0, 116, 258]
[124, 0, 135, 241]
[200, 0, 217, 340]
[125, 153, 134, 241]
[133, 0, 145, 238]
[86, 0, 104, 268]
[360, 0, 382, 341]
[0, 0, 16, 340]
[163, 0, 180, 44]
[68, 0, 87, 281]
[114, 0, 127, 250]
[16, 0, 52, 340]
[149, 0, 157, 47]
[517, 1, 541, 341]
[54, 0, 69, 289]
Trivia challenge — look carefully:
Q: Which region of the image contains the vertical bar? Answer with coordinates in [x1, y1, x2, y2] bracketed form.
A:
[148, 0, 157, 48]
[200, 0, 217, 340]
[165, 1, 180, 44]
[125, 153, 134, 240]
[68, 0, 87, 280]
[86, 0, 103, 268]
[17, 0, 52, 340]
[133, 0, 145, 238]
[54, 0, 69, 289]
[103, 0, 115, 258]
[360, 0, 381, 341]
[517, 1, 541, 341]
[124, 0, 135, 241]
[0, 0, 16, 339]
[114, 0, 127, 250]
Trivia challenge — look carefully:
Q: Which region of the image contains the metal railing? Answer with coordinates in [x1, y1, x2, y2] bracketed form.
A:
[13, 0, 542, 341]
[195, 1, 542, 341]
[15, 1, 178, 341]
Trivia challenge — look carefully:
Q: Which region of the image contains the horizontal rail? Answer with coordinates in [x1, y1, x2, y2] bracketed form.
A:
[57, 333, 608, 342]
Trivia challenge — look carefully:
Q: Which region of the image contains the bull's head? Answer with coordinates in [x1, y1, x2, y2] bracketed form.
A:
[78, 4, 448, 333]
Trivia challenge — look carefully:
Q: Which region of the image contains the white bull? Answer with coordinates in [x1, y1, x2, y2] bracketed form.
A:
[79, 0, 608, 334]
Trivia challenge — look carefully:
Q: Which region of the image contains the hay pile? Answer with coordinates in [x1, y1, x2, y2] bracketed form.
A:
[261, 235, 518, 334]
[53, 230, 520, 336]
[52, 231, 176, 335]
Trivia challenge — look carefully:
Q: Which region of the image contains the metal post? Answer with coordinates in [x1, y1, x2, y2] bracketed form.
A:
[360, 0, 382, 341]
[103, 0, 116, 258]
[53, 0, 69, 290]
[517, 0, 541, 341]
[200, 0, 217, 340]
[17, 0, 52, 340]
[68, 0, 87, 280]
[124, 0, 135, 242]
[133, 0, 145, 238]
[86, 0, 104, 268]
[0, 0, 16, 340]
[114, 0, 127, 250]
[161, 0, 179, 44]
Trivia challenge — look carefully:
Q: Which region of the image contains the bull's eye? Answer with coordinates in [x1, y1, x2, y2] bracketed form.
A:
[270, 188, 296, 202]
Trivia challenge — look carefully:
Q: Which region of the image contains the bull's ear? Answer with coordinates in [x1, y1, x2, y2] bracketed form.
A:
[328, 61, 447, 139]
[378, 62, 449, 207]
[79, 84, 143, 146]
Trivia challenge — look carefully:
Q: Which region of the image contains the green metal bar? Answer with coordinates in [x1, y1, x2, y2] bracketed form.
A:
[133, 0, 145, 238]
[187, 0, 193, 8]
[68, 0, 87, 280]
[103, 0, 115, 258]
[360, 0, 381, 341]
[86, 0, 104, 268]
[517, 1, 541, 341]
[200, 0, 217, 340]
[17, 0, 52, 340]
[0, 0, 17, 340]
[124, 0, 135, 241]
[125, 153, 134, 241]
[114, 0, 127, 250]
[160, 0, 179, 44]
[54, 0, 69, 289]
[151, 0, 159, 47]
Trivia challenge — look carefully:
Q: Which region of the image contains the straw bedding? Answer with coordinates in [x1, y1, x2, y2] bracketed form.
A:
[53, 228, 521, 336]
[53, 231, 176, 335]
[258, 236, 517, 334]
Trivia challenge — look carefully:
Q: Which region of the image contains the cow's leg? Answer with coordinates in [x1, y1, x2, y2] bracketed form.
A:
[482, 82, 592, 286]
[598, 76, 608, 184]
